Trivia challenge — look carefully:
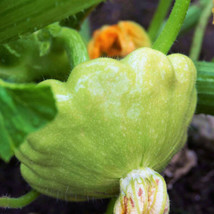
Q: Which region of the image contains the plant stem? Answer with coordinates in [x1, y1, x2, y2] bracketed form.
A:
[148, 0, 173, 42]
[152, 0, 191, 54]
[56, 28, 89, 68]
[58, 29, 89, 68]
[189, 0, 213, 61]
[105, 198, 117, 214]
[196, 61, 214, 115]
[0, 190, 40, 208]
[45, 24, 89, 69]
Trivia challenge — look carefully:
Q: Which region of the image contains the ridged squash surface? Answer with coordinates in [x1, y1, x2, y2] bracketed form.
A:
[15, 48, 197, 201]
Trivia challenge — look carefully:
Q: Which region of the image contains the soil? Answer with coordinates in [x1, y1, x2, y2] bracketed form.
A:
[1, 0, 214, 213]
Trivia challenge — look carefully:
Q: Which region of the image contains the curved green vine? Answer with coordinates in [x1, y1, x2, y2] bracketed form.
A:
[148, 0, 173, 42]
[153, 0, 191, 54]
[0, 190, 40, 208]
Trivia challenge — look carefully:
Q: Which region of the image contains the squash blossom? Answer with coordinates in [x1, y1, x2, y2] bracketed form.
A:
[15, 48, 196, 213]
[88, 21, 151, 59]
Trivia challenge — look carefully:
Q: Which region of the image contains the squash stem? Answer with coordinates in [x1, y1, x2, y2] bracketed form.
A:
[58, 28, 89, 68]
[148, 0, 173, 42]
[105, 198, 117, 214]
[46, 23, 89, 69]
[0, 190, 40, 209]
[152, 0, 191, 54]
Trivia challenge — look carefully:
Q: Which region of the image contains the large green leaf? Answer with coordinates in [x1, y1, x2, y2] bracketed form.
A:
[0, 0, 105, 44]
[60, 5, 95, 30]
[0, 80, 57, 162]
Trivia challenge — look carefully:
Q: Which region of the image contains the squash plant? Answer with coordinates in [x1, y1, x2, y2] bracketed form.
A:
[0, 0, 213, 213]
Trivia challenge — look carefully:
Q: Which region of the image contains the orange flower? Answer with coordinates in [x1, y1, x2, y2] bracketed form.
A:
[88, 21, 151, 59]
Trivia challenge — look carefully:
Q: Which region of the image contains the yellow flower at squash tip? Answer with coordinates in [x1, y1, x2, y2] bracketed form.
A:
[88, 21, 151, 59]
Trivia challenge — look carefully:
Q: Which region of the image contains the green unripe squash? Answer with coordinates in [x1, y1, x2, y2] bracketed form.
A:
[15, 48, 197, 201]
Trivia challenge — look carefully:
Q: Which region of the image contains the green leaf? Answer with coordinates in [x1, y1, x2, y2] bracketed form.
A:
[0, 80, 57, 162]
[60, 5, 96, 30]
[0, 0, 105, 44]
[79, 18, 91, 44]
[196, 61, 214, 115]
[180, 0, 210, 35]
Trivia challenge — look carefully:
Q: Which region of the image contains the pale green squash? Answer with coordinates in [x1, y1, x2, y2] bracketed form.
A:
[15, 48, 197, 201]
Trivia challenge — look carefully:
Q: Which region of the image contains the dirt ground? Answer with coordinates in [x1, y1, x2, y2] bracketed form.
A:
[0, 0, 214, 213]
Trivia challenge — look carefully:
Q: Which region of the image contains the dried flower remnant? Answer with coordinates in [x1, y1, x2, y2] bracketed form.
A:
[114, 168, 169, 214]
[88, 21, 151, 59]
